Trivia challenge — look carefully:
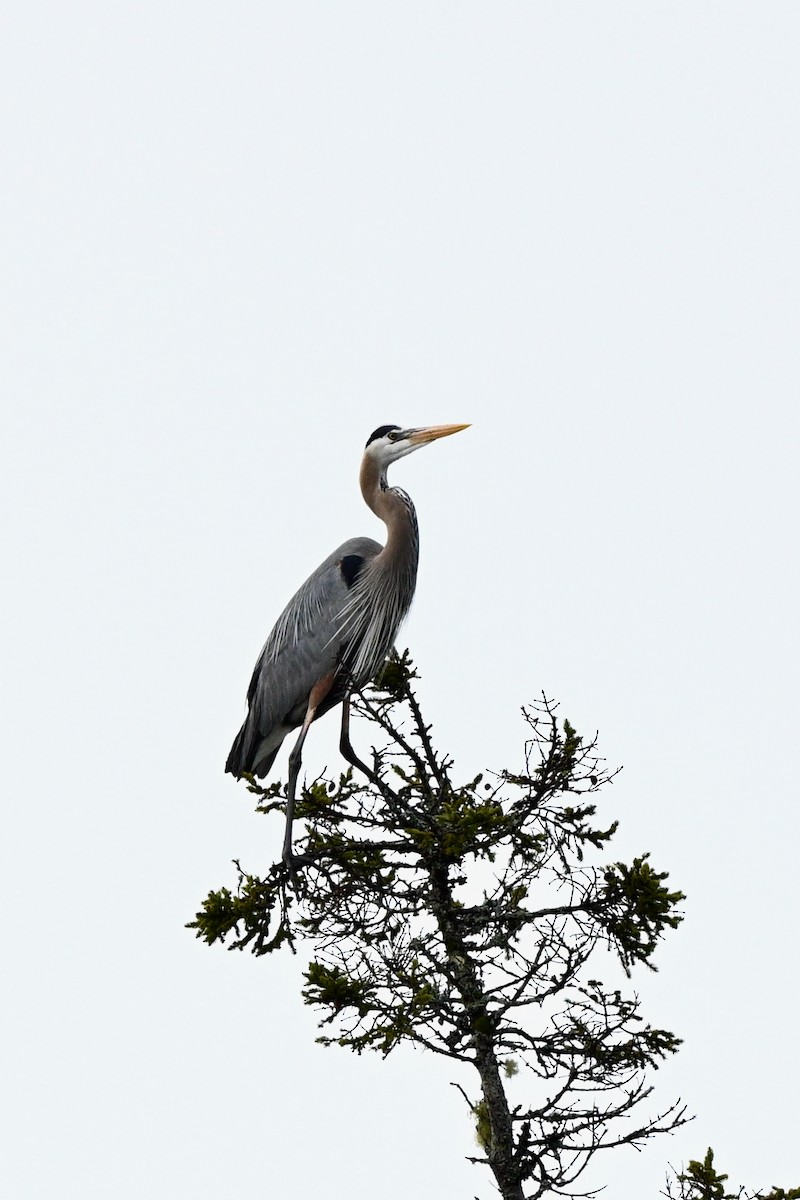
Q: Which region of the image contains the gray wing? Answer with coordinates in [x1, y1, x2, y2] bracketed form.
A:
[226, 536, 382, 777]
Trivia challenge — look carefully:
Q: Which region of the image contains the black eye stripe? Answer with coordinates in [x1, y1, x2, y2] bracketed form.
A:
[365, 424, 401, 448]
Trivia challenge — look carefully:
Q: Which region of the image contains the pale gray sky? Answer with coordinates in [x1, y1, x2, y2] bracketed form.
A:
[2, 3, 798, 1197]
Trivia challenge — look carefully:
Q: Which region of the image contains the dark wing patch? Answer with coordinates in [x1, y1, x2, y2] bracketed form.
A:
[365, 424, 400, 447]
[340, 554, 366, 589]
[227, 536, 382, 778]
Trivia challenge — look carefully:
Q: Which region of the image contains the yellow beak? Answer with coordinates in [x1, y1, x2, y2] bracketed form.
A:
[408, 423, 471, 445]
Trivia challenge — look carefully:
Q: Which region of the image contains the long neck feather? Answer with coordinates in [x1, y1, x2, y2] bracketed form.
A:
[360, 454, 418, 561]
[336, 453, 420, 684]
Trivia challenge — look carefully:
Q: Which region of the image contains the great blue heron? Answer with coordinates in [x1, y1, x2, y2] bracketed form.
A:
[226, 422, 469, 863]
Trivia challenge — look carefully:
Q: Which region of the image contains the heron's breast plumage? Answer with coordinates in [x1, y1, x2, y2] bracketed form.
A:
[337, 493, 419, 686]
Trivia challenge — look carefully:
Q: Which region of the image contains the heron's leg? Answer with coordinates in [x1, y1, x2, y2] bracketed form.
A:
[283, 719, 312, 864]
[282, 673, 335, 865]
[339, 696, 378, 786]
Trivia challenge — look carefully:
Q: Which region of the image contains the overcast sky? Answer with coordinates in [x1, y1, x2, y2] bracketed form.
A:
[2, 3, 799, 1197]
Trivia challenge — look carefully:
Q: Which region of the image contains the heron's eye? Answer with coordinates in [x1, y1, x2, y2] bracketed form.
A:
[387, 430, 399, 442]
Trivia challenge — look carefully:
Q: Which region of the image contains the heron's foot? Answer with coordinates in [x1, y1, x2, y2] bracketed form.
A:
[281, 850, 311, 886]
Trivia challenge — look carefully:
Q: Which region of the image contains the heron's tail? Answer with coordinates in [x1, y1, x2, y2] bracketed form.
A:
[225, 716, 283, 779]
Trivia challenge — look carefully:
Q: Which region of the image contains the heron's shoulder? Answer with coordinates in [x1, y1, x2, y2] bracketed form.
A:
[286, 537, 381, 595]
[311, 536, 383, 592]
[326, 536, 383, 564]
[259, 537, 382, 668]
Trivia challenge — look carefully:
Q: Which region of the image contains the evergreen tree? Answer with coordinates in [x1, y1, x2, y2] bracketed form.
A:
[663, 1148, 800, 1200]
[191, 655, 688, 1199]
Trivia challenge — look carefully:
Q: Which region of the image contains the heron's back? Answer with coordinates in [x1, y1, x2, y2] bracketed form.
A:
[225, 536, 383, 777]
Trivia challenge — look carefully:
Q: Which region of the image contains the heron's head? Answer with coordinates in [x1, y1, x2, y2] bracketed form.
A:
[364, 423, 470, 468]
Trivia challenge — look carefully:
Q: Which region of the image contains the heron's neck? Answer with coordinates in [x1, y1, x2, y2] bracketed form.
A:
[360, 456, 419, 562]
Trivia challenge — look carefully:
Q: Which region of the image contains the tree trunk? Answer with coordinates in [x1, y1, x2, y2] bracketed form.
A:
[429, 863, 525, 1200]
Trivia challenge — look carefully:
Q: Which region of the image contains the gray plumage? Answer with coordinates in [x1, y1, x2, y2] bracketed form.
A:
[224, 422, 469, 864]
[226, 535, 385, 777]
